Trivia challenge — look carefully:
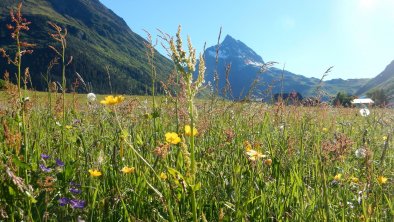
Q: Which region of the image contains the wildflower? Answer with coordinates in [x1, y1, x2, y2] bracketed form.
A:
[377, 176, 388, 185]
[334, 174, 342, 181]
[58, 197, 69, 206]
[65, 125, 72, 129]
[246, 149, 266, 161]
[40, 154, 50, 160]
[160, 172, 167, 180]
[87, 93, 96, 102]
[154, 143, 171, 158]
[382, 136, 387, 141]
[350, 177, 359, 183]
[165, 132, 181, 145]
[39, 164, 52, 173]
[69, 187, 82, 194]
[184, 125, 198, 136]
[322, 127, 328, 133]
[264, 159, 272, 166]
[70, 181, 81, 187]
[355, 148, 367, 159]
[88, 169, 102, 177]
[244, 141, 252, 151]
[70, 199, 86, 209]
[100, 95, 125, 105]
[56, 158, 65, 167]
[121, 166, 135, 174]
[359, 108, 370, 117]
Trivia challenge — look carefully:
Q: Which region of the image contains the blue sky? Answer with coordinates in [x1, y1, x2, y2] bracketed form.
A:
[100, 0, 394, 80]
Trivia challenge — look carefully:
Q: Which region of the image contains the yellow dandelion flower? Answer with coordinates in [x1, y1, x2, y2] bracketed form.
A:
[89, 169, 102, 177]
[322, 127, 328, 133]
[264, 159, 272, 166]
[246, 149, 266, 161]
[334, 174, 342, 181]
[184, 125, 198, 136]
[377, 176, 388, 185]
[100, 95, 125, 105]
[350, 177, 359, 183]
[244, 141, 252, 152]
[165, 132, 181, 145]
[121, 166, 135, 174]
[160, 172, 167, 180]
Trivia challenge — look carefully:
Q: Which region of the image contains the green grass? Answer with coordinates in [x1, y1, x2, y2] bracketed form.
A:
[0, 90, 393, 221]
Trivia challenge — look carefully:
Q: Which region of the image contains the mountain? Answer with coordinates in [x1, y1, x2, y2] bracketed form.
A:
[356, 60, 394, 97]
[202, 35, 369, 99]
[0, 0, 173, 94]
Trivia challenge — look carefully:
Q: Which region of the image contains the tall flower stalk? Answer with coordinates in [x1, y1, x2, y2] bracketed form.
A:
[0, 1, 34, 176]
[48, 22, 70, 155]
[168, 25, 205, 222]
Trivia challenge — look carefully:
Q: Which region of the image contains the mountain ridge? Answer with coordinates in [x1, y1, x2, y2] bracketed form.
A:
[356, 60, 394, 97]
[0, 0, 173, 94]
[202, 35, 370, 99]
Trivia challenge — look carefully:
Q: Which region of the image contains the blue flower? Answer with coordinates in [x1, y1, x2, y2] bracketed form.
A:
[69, 187, 82, 195]
[39, 164, 52, 173]
[41, 154, 50, 160]
[70, 199, 86, 209]
[56, 158, 65, 167]
[58, 197, 69, 206]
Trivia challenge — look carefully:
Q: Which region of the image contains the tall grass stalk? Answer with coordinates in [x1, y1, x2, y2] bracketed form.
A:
[168, 25, 205, 222]
[48, 22, 69, 155]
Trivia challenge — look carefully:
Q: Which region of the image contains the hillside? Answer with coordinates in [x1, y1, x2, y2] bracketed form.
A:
[0, 0, 173, 94]
[202, 35, 369, 99]
[356, 60, 394, 97]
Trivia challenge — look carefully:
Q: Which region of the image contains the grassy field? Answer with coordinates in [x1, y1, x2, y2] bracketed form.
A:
[0, 88, 393, 221]
[0, 15, 393, 221]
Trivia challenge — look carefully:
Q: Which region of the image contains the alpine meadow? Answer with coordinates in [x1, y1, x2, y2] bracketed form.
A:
[0, 1, 393, 222]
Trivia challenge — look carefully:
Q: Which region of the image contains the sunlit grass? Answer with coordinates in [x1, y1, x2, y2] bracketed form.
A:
[0, 90, 393, 221]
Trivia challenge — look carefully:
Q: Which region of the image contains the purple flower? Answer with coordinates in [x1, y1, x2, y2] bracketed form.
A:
[70, 181, 81, 187]
[56, 158, 65, 167]
[41, 154, 50, 160]
[58, 197, 69, 206]
[70, 199, 86, 209]
[69, 187, 82, 194]
[39, 164, 52, 173]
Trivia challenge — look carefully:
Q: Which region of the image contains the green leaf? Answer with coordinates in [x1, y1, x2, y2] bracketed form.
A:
[190, 182, 201, 192]
[12, 156, 31, 170]
[8, 186, 16, 196]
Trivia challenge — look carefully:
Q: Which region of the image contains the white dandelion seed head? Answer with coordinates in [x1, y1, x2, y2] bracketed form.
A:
[87, 93, 96, 102]
[355, 148, 367, 159]
[359, 108, 370, 117]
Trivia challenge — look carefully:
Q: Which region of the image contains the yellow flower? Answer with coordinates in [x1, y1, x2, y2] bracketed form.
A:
[160, 172, 167, 180]
[65, 125, 72, 129]
[165, 132, 181, 145]
[121, 166, 135, 174]
[246, 149, 266, 161]
[382, 136, 387, 141]
[322, 127, 328, 133]
[377, 176, 388, 185]
[89, 169, 102, 177]
[244, 141, 252, 152]
[334, 174, 342, 181]
[350, 177, 359, 183]
[264, 159, 272, 166]
[100, 95, 125, 105]
[184, 125, 198, 136]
